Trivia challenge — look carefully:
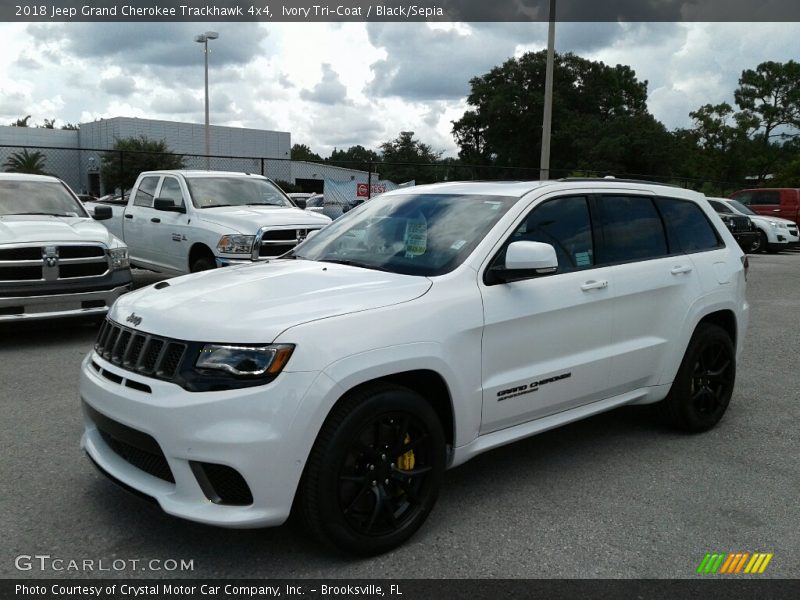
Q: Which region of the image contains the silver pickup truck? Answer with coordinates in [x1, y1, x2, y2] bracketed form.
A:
[0, 174, 132, 322]
[84, 170, 332, 275]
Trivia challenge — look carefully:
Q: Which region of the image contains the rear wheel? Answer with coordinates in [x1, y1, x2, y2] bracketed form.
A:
[655, 323, 735, 432]
[296, 383, 445, 555]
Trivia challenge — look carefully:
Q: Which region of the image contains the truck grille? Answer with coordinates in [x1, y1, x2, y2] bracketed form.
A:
[727, 216, 754, 233]
[256, 228, 318, 258]
[0, 243, 109, 283]
[95, 319, 186, 381]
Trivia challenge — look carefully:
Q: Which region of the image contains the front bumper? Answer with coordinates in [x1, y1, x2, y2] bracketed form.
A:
[80, 352, 328, 528]
[0, 279, 131, 322]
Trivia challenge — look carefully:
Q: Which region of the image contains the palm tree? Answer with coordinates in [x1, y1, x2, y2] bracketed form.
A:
[3, 149, 47, 174]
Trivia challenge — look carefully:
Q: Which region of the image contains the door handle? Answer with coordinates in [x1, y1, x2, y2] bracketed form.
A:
[151, 217, 160, 223]
[773, 209, 781, 212]
[580, 279, 608, 291]
[671, 265, 693, 275]
[124, 214, 133, 219]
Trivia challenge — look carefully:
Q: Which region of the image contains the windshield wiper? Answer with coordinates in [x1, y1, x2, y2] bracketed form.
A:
[319, 258, 391, 272]
[244, 202, 282, 206]
[199, 204, 232, 209]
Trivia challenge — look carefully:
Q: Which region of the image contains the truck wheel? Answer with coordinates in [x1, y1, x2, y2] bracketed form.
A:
[190, 256, 216, 273]
[296, 383, 445, 555]
[655, 323, 735, 433]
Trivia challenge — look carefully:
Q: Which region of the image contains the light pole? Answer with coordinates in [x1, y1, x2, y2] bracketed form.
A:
[194, 31, 219, 169]
[539, 0, 556, 180]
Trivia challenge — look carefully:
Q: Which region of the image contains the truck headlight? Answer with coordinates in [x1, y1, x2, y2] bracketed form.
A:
[108, 247, 129, 270]
[217, 235, 255, 254]
[195, 344, 294, 377]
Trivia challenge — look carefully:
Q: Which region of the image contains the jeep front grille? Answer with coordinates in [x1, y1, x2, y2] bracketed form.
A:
[0, 243, 110, 283]
[95, 319, 186, 383]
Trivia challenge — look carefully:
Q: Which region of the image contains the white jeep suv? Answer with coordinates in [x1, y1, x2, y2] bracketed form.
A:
[80, 180, 748, 554]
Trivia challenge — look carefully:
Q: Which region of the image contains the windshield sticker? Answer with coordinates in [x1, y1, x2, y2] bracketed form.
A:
[451, 240, 467, 250]
[404, 213, 427, 257]
[575, 251, 591, 266]
[484, 201, 503, 210]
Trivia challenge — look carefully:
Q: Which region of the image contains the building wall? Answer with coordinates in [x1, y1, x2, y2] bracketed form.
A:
[0, 126, 82, 190]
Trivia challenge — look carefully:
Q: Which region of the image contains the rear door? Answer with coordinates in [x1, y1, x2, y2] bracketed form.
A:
[733, 190, 782, 218]
[593, 194, 704, 392]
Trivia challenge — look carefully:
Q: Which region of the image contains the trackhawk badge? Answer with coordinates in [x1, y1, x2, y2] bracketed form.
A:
[126, 313, 143, 327]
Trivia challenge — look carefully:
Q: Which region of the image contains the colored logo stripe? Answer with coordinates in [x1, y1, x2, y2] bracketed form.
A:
[697, 553, 773, 574]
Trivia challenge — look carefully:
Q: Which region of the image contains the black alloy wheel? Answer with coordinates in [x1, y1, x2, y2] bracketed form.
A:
[296, 383, 445, 555]
[656, 323, 736, 432]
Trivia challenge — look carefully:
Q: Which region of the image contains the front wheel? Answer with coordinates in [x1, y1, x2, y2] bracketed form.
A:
[655, 323, 736, 432]
[190, 256, 216, 273]
[296, 384, 446, 555]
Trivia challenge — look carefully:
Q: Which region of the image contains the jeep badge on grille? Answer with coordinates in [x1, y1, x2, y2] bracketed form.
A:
[126, 313, 142, 327]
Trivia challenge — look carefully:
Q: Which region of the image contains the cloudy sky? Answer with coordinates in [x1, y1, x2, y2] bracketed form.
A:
[1, 21, 798, 157]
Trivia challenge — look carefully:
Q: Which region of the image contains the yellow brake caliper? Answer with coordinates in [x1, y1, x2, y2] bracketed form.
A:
[397, 434, 415, 471]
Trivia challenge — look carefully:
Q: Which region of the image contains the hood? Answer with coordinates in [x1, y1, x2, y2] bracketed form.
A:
[0, 215, 123, 247]
[745, 214, 796, 227]
[197, 205, 332, 234]
[109, 259, 432, 342]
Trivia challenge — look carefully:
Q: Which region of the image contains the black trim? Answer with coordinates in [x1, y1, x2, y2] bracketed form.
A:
[86, 452, 158, 505]
[0, 268, 131, 297]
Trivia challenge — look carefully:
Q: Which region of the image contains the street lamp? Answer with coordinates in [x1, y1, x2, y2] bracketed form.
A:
[539, 0, 556, 180]
[194, 31, 219, 169]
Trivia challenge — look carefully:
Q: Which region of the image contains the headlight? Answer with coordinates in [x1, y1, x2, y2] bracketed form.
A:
[217, 235, 255, 254]
[195, 343, 294, 377]
[108, 247, 129, 270]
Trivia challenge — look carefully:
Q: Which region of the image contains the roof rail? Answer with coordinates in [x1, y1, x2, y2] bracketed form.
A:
[558, 177, 682, 188]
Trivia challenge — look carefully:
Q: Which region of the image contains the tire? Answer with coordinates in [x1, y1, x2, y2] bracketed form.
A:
[655, 323, 735, 433]
[750, 231, 765, 253]
[296, 383, 446, 555]
[190, 256, 216, 273]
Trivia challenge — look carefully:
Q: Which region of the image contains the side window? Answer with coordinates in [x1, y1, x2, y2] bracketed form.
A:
[751, 191, 780, 206]
[708, 200, 732, 213]
[655, 197, 721, 253]
[732, 191, 753, 205]
[597, 195, 668, 264]
[158, 177, 184, 207]
[132, 176, 159, 208]
[508, 196, 594, 273]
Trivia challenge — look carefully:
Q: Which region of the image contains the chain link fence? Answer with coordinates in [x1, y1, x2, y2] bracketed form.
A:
[0, 143, 746, 203]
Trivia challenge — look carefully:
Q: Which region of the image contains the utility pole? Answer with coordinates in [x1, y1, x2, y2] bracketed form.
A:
[194, 31, 219, 169]
[539, 0, 556, 180]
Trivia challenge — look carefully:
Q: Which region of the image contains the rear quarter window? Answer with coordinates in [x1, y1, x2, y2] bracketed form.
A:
[655, 197, 722, 253]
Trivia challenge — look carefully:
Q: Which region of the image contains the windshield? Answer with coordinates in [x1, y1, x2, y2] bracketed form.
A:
[727, 200, 757, 216]
[186, 177, 293, 209]
[0, 180, 88, 217]
[291, 193, 518, 276]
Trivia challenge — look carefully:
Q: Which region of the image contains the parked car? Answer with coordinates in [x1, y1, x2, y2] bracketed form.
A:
[730, 188, 800, 225]
[81, 180, 748, 555]
[305, 194, 362, 220]
[0, 173, 131, 322]
[706, 200, 762, 253]
[708, 198, 798, 253]
[84, 171, 331, 275]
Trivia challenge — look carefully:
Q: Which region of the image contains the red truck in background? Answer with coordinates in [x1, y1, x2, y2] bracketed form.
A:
[731, 188, 800, 224]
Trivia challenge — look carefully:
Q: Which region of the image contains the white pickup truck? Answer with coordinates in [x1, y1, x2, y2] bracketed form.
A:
[85, 170, 331, 275]
[0, 173, 131, 322]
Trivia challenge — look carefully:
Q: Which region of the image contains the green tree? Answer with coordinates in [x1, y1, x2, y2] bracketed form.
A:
[291, 143, 322, 161]
[451, 51, 671, 179]
[40, 118, 56, 129]
[100, 136, 184, 193]
[11, 115, 31, 127]
[3, 149, 47, 174]
[378, 131, 442, 184]
[329, 145, 380, 167]
[61, 123, 80, 131]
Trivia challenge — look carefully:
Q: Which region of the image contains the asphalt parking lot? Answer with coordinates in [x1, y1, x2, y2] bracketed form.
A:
[2, 255, 798, 579]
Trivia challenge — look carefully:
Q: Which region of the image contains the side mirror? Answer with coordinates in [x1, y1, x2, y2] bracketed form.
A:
[153, 197, 186, 213]
[489, 241, 558, 284]
[92, 205, 113, 220]
[304, 230, 320, 242]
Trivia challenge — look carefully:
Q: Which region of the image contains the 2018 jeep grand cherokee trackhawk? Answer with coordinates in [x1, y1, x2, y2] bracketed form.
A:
[80, 180, 748, 554]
